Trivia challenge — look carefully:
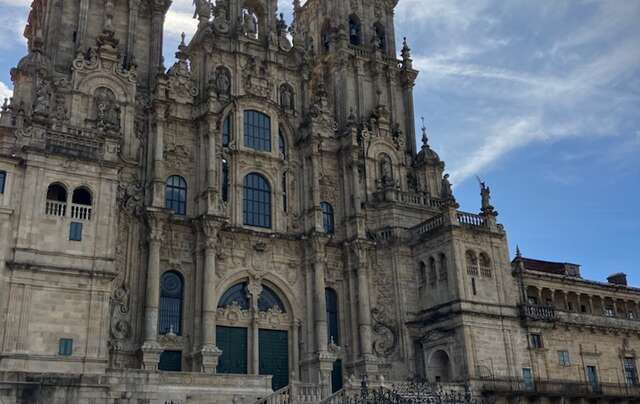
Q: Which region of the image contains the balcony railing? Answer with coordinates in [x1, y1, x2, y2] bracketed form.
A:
[521, 304, 557, 321]
[457, 212, 487, 228]
[411, 215, 446, 237]
[45, 200, 67, 217]
[480, 378, 640, 398]
[70, 203, 92, 221]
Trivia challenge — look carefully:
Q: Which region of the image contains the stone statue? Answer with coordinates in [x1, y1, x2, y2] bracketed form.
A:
[95, 87, 121, 133]
[215, 67, 231, 96]
[242, 11, 258, 37]
[280, 85, 292, 111]
[480, 181, 491, 210]
[441, 173, 453, 199]
[33, 81, 50, 115]
[193, 0, 211, 21]
[380, 155, 393, 182]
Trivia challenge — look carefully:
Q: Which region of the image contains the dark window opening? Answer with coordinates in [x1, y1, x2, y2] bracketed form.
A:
[471, 278, 477, 295]
[72, 187, 92, 205]
[624, 357, 639, 386]
[373, 22, 386, 51]
[222, 115, 231, 147]
[326, 288, 339, 345]
[278, 130, 287, 159]
[349, 15, 362, 46]
[530, 333, 544, 349]
[0, 171, 6, 194]
[222, 159, 229, 203]
[165, 175, 187, 216]
[159, 350, 182, 372]
[258, 285, 286, 312]
[159, 271, 184, 335]
[282, 173, 287, 213]
[243, 173, 271, 228]
[47, 183, 68, 202]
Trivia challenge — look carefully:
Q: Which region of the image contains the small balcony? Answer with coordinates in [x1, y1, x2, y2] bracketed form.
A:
[520, 304, 557, 322]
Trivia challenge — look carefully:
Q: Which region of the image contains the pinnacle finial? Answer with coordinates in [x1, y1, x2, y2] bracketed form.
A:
[420, 117, 428, 149]
[516, 245, 522, 258]
[180, 32, 186, 47]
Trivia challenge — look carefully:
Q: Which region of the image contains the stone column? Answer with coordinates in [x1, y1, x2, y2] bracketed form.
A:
[141, 211, 165, 370]
[199, 218, 223, 372]
[351, 241, 377, 377]
[313, 257, 329, 353]
[151, 101, 168, 207]
[291, 319, 300, 380]
[0, 211, 12, 352]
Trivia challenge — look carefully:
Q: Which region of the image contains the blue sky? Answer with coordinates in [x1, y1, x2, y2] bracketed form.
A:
[1, 0, 638, 285]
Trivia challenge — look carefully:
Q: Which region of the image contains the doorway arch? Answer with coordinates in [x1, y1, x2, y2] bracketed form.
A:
[427, 349, 452, 383]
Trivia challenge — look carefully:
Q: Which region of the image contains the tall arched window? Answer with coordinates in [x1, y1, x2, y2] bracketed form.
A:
[278, 130, 287, 159]
[466, 250, 479, 276]
[429, 257, 437, 286]
[418, 261, 427, 287]
[222, 159, 230, 203]
[373, 22, 386, 51]
[326, 288, 339, 345]
[321, 202, 335, 234]
[244, 110, 271, 152]
[479, 253, 492, 278]
[46, 183, 68, 216]
[71, 187, 93, 220]
[349, 15, 362, 46]
[165, 175, 187, 215]
[159, 271, 184, 335]
[282, 172, 288, 213]
[243, 173, 271, 228]
[222, 115, 231, 147]
[439, 253, 448, 282]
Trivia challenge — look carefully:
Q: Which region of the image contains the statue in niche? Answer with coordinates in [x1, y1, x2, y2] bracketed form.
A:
[212, 0, 230, 32]
[380, 154, 393, 182]
[242, 10, 258, 38]
[95, 87, 121, 133]
[280, 85, 293, 111]
[32, 80, 51, 116]
[215, 67, 231, 96]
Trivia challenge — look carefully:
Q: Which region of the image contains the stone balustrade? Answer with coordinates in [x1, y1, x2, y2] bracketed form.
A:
[70, 203, 92, 221]
[456, 212, 487, 228]
[45, 200, 67, 217]
[520, 304, 557, 321]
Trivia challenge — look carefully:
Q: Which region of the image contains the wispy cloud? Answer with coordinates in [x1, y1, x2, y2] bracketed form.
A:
[398, 1, 640, 184]
[0, 81, 12, 99]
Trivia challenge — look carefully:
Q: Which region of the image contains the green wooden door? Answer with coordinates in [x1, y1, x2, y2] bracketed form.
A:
[216, 326, 248, 374]
[259, 329, 289, 390]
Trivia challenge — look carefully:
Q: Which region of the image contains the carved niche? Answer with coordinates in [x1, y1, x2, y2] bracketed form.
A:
[94, 87, 121, 134]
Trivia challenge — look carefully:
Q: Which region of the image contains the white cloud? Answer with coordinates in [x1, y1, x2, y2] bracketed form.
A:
[0, 81, 13, 100]
[164, 10, 198, 37]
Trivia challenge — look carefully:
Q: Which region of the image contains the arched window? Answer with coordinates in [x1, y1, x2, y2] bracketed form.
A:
[278, 130, 287, 159]
[479, 253, 492, 278]
[373, 22, 386, 51]
[466, 250, 479, 276]
[418, 261, 427, 287]
[222, 115, 231, 147]
[349, 15, 362, 46]
[258, 285, 286, 312]
[282, 172, 288, 213]
[243, 173, 271, 228]
[326, 288, 339, 345]
[218, 282, 250, 310]
[244, 110, 271, 152]
[46, 183, 68, 216]
[165, 175, 187, 215]
[439, 253, 448, 282]
[429, 257, 437, 286]
[159, 271, 184, 335]
[320, 202, 335, 234]
[221, 159, 230, 203]
[71, 187, 93, 220]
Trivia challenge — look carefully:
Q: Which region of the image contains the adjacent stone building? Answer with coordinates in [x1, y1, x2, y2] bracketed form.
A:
[0, 0, 638, 403]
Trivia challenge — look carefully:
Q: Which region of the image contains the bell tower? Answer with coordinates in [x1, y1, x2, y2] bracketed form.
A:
[294, 0, 418, 156]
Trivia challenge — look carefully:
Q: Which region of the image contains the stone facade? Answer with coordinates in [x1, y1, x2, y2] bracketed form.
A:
[0, 0, 638, 403]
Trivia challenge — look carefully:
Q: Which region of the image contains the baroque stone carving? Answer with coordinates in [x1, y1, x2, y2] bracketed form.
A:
[95, 87, 121, 134]
[371, 307, 397, 358]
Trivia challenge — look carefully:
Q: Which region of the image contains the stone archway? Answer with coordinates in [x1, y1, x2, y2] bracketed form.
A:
[427, 350, 452, 383]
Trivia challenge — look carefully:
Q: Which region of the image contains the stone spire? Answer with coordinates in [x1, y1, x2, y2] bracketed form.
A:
[401, 37, 413, 69]
[420, 117, 429, 150]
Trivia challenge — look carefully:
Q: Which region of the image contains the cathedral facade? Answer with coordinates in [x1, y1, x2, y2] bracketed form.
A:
[0, 0, 638, 403]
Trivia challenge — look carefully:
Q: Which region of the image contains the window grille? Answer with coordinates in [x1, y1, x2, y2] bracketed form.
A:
[326, 288, 339, 345]
[244, 110, 271, 152]
[165, 176, 187, 216]
[159, 271, 184, 335]
[243, 173, 271, 228]
[624, 357, 639, 386]
[321, 202, 334, 234]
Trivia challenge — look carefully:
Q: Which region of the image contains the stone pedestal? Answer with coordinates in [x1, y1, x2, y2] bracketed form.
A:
[141, 341, 163, 371]
[199, 344, 223, 373]
[315, 351, 338, 399]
